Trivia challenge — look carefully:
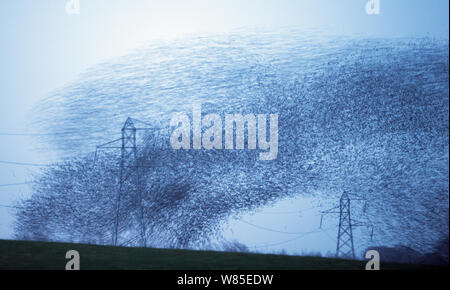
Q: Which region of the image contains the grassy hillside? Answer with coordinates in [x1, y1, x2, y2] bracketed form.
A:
[0, 239, 442, 270]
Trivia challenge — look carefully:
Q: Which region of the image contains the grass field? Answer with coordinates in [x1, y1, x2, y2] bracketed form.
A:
[0, 239, 442, 270]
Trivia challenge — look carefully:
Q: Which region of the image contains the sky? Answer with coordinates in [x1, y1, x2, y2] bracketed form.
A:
[0, 0, 448, 256]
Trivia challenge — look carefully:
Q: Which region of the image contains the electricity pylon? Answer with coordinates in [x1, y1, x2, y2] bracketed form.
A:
[336, 191, 355, 259]
[320, 191, 372, 259]
[113, 117, 137, 246]
[94, 117, 153, 247]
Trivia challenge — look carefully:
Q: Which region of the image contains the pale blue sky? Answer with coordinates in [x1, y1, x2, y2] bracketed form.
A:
[0, 0, 448, 255]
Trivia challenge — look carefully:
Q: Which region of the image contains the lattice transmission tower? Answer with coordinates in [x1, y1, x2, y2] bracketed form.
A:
[320, 191, 372, 259]
[336, 191, 355, 259]
[94, 117, 153, 247]
[113, 117, 137, 246]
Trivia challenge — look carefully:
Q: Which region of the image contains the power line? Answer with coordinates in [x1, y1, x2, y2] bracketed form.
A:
[260, 206, 319, 215]
[320, 228, 336, 243]
[0, 132, 76, 136]
[0, 204, 21, 209]
[0, 182, 31, 187]
[239, 219, 319, 235]
[0, 160, 49, 167]
[250, 228, 322, 249]
[262, 210, 301, 215]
